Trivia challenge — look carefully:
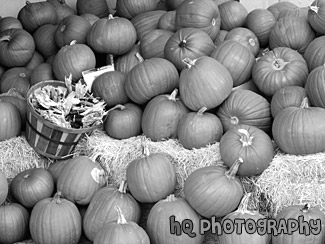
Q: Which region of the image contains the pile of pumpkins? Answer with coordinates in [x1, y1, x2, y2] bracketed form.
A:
[1, 0, 325, 243]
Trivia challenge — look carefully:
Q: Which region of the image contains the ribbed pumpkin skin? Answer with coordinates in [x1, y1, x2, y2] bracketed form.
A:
[272, 100, 325, 155]
[0, 67, 31, 98]
[216, 89, 272, 133]
[47, 159, 70, 184]
[104, 103, 142, 139]
[179, 56, 233, 111]
[124, 57, 179, 105]
[126, 152, 176, 203]
[83, 183, 141, 241]
[47, 0, 76, 24]
[252, 47, 309, 97]
[306, 65, 325, 108]
[0, 28, 35, 68]
[271, 86, 307, 118]
[218, 1, 248, 31]
[183, 164, 244, 218]
[56, 156, 106, 205]
[0, 203, 30, 244]
[164, 27, 215, 70]
[304, 35, 325, 72]
[76, 0, 109, 18]
[87, 16, 137, 55]
[177, 108, 223, 149]
[267, 1, 297, 19]
[25, 51, 44, 71]
[0, 171, 8, 205]
[308, 0, 325, 35]
[269, 16, 315, 54]
[114, 43, 141, 74]
[219, 124, 274, 177]
[157, 10, 177, 32]
[175, 0, 221, 41]
[278, 6, 308, 20]
[272, 204, 325, 244]
[245, 8, 276, 48]
[141, 90, 189, 141]
[210, 40, 255, 87]
[116, 0, 158, 19]
[30, 63, 54, 86]
[0, 102, 21, 141]
[147, 195, 204, 244]
[29, 193, 82, 244]
[33, 24, 59, 59]
[0, 17, 23, 32]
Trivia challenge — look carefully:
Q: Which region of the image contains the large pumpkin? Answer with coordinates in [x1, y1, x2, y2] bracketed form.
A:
[183, 161, 244, 218]
[218, 1, 248, 31]
[305, 64, 325, 108]
[87, 14, 137, 55]
[219, 124, 274, 177]
[308, 0, 325, 35]
[0, 171, 8, 206]
[76, 0, 109, 17]
[52, 40, 96, 82]
[216, 89, 272, 133]
[304, 35, 325, 72]
[116, 0, 158, 19]
[33, 24, 59, 59]
[146, 194, 204, 244]
[164, 27, 215, 70]
[0, 102, 21, 141]
[83, 181, 141, 241]
[179, 56, 233, 111]
[272, 97, 325, 155]
[252, 47, 309, 97]
[175, 0, 221, 41]
[267, 1, 298, 19]
[0, 67, 31, 97]
[124, 56, 179, 104]
[0, 28, 35, 68]
[141, 89, 189, 141]
[29, 191, 82, 244]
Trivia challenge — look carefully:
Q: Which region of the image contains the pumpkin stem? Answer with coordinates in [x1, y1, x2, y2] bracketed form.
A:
[272, 59, 290, 70]
[118, 180, 127, 194]
[197, 107, 207, 115]
[23, 174, 29, 179]
[182, 58, 196, 69]
[309, 5, 319, 14]
[238, 128, 253, 146]
[248, 38, 256, 47]
[179, 39, 187, 48]
[230, 116, 239, 125]
[107, 54, 114, 66]
[26, 1, 31, 4]
[237, 193, 251, 213]
[301, 203, 310, 213]
[89, 153, 110, 185]
[225, 158, 243, 179]
[0, 35, 11, 42]
[211, 18, 216, 26]
[164, 194, 177, 202]
[107, 104, 125, 113]
[52, 191, 62, 204]
[70, 40, 77, 45]
[168, 88, 178, 101]
[140, 137, 150, 157]
[108, 14, 114, 20]
[115, 206, 128, 224]
[135, 52, 144, 63]
[300, 97, 309, 109]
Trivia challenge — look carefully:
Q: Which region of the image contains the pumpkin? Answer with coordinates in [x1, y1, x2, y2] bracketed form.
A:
[0, 67, 31, 97]
[124, 56, 179, 105]
[271, 85, 308, 118]
[218, 193, 271, 244]
[214, 29, 228, 46]
[139, 29, 174, 59]
[47, 0, 76, 24]
[224, 27, 260, 57]
[308, 0, 325, 35]
[0, 16, 23, 32]
[210, 40, 255, 87]
[272, 204, 325, 244]
[164, 27, 215, 70]
[278, 6, 308, 20]
[216, 89, 272, 133]
[268, 16, 315, 54]
[177, 107, 223, 149]
[219, 124, 274, 177]
[157, 10, 176, 32]
[0, 28, 35, 68]
[104, 103, 142, 139]
[146, 194, 204, 244]
[0, 171, 8, 206]
[30, 62, 55, 86]
[76, 0, 109, 17]
[91, 70, 129, 107]
[131, 10, 167, 41]
[93, 206, 150, 244]
[115, 0, 158, 19]
[232, 79, 262, 95]
[252, 47, 309, 97]
[33, 24, 59, 59]
[47, 159, 70, 184]
[0, 202, 30, 244]
[114, 43, 141, 73]
[245, 8, 276, 48]
[175, 0, 221, 41]
[56, 155, 106, 205]
[304, 35, 325, 72]
[272, 97, 325, 155]
[52, 40, 96, 82]
[179, 56, 233, 111]
[0, 102, 21, 141]
[29, 191, 82, 244]
[10, 168, 55, 208]
[183, 160, 244, 218]
[267, 1, 298, 19]
[17, 1, 57, 33]
[83, 181, 141, 241]
[55, 14, 92, 47]
[218, 1, 248, 31]
[305, 64, 325, 108]
[165, 0, 184, 10]
[126, 141, 176, 203]
[25, 51, 44, 70]
[80, 13, 100, 26]
[87, 14, 137, 55]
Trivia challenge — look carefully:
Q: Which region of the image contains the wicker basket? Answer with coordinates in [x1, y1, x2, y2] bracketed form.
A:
[25, 80, 101, 159]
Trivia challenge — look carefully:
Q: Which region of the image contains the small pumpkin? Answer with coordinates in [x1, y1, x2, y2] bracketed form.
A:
[0, 102, 21, 141]
[305, 64, 325, 108]
[177, 107, 223, 149]
[76, 0, 109, 17]
[126, 141, 177, 203]
[25, 50, 44, 71]
[267, 1, 298, 19]
[33, 24, 59, 59]
[115, 0, 158, 19]
[0, 16, 23, 32]
[0, 67, 31, 97]
[47, 159, 70, 184]
[157, 10, 176, 32]
[0, 171, 8, 206]
[308, 0, 325, 35]
[10, 167, 55, 208]
[214, 29, 228, 47]
[218, 1, 248, 31]
[278, 6, 308, 20]
[80, 13, 100, 26]
[47, 0, 76, 24]
[114, 43, 141, 73]
[30, 62, 55, 86]
[304, 35, 325, 72]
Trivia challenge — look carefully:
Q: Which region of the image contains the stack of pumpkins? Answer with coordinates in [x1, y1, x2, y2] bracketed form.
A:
[1, 0, 325, 243]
